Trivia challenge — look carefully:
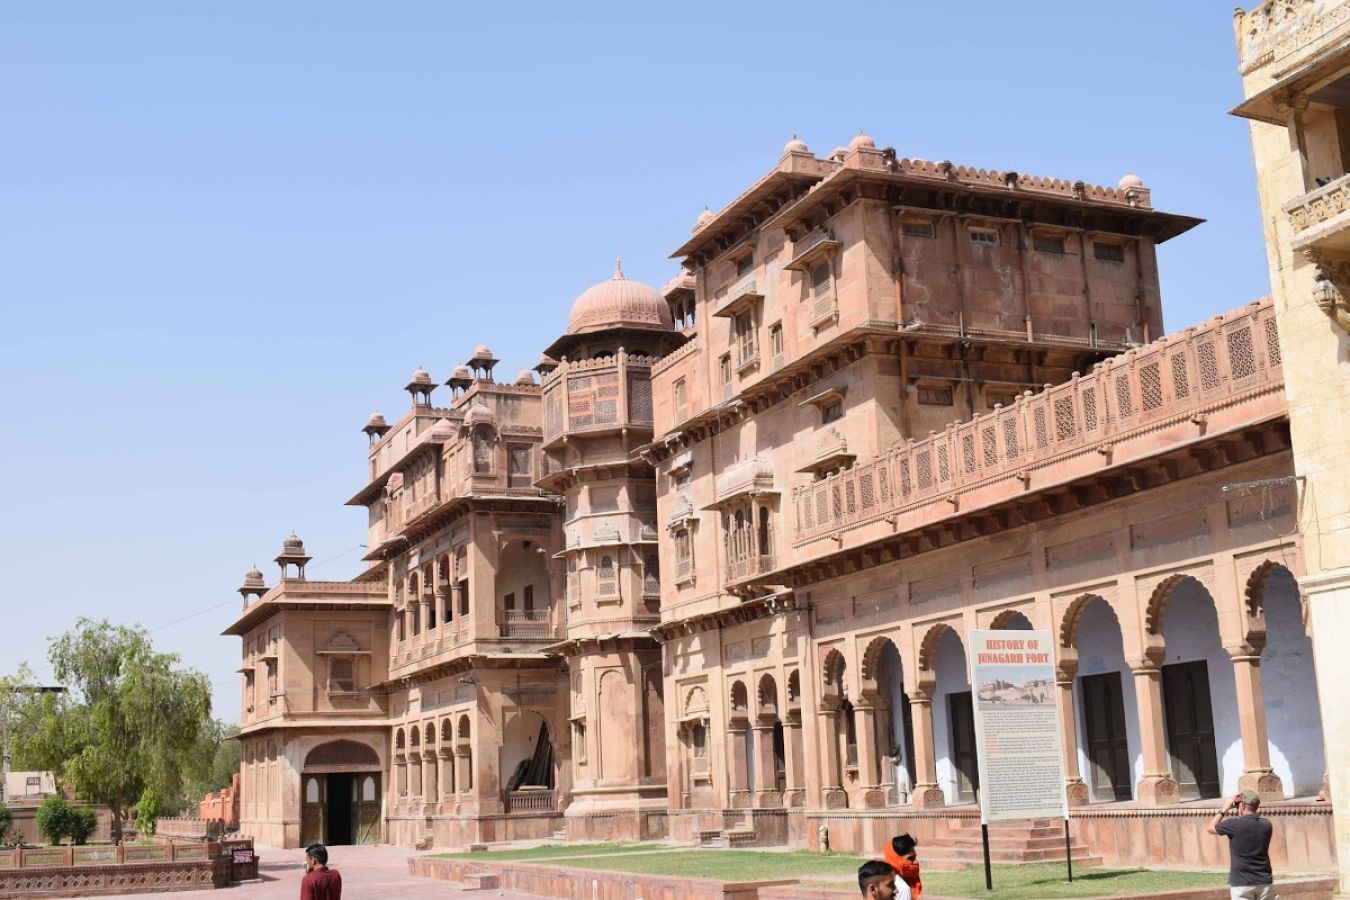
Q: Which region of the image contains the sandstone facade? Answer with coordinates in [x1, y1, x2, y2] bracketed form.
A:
[225, 123, 1335, 872]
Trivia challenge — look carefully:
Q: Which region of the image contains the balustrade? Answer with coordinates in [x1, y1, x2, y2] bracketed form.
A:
[793, 300, 1283, 544]
[498, 608, 553, 639]
[503, 789, 556, 814]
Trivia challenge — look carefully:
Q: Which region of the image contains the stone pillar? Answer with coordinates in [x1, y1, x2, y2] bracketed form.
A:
[753, 720, 780, 806]
[395, 754, 408, 797]
[409, 754, 423, 799]
[1055, 661, 1090, 806]
[817, 707, 849, 809]
[439, 749, 454, 800]
[855, 701, 883, 808]
[1130, 662, 1180, 806]
[908, 690, 945, 809]
[728, 719, 750, 807]
[1228, 646, 1284, 800]
[422, 750, 438, 808]
[455, 747, 472, 794]
[784, 714, 805, 807]
[434, 587, 448, 635]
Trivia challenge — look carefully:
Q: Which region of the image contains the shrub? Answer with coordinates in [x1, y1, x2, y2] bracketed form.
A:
[68, 806, 98, 845]
[35, 796, 73, 845]
[0, 802, 12, 844]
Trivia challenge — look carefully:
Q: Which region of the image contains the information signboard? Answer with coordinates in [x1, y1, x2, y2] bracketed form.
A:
[967, 628, 1068, 824]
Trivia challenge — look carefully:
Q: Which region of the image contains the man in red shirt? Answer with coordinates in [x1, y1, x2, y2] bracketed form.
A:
[301, 844, 342, 900]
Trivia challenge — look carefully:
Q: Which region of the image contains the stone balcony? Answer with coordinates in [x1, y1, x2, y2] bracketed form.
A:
[498, 609, 556, 640]
[1236, 0, 1350, 76]
[541, 352, 657, 445]
[791, 299, 1285, 550]
[1285, 172, 1350, 255]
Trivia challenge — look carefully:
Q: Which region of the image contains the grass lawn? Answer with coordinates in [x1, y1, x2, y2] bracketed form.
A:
[431, 844, 1230, 898]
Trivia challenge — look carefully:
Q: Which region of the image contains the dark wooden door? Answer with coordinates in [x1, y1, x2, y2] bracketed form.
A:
[356, 773, 382, 844]
[949, 691, 979, 803]
[1162, 660, 1221, 800]
[300, 775, 324, 847]
[1081, 672, 1132, 801]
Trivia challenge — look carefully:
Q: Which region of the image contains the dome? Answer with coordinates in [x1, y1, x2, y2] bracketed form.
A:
[515, 369, 535, 385]
[471, 344, 493, 360]
[566, 259, 674, 336]
[451, 365, 471, 380]
[243, 566, 265, 586]
[365, 412, 387, 429]
[282, 532, 305, 552]
[429, 417, 455, 440]
[694, 206, 714, 231]
[1118, 173, 1143, 190]
[466, 402, 496, 427]
[829, 146, 848, 161]
[784, 134, 808, 154]
[849, 130, 876, 151]
[410, 368, 432, 384]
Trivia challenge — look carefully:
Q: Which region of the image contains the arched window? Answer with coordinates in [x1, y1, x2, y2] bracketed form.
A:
[643, 554, 660, 596]
[757, 507, 771, 557]
[472, 427, 493, 474]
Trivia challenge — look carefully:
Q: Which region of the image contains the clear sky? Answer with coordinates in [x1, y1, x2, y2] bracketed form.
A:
[0, 2, 1269, 722]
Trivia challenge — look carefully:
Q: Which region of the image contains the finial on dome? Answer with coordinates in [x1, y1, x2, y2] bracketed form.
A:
[849, 130, 876, 151]
[784, 134, 809, 154]
[614, 257, 625, 280]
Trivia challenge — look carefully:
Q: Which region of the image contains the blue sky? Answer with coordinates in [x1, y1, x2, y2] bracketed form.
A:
[0, 2, 1269, 721]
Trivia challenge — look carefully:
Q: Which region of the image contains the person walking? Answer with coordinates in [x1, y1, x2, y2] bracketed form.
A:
[300, 843, 342, 900]
[1208, 789, 1278, 899]
[882, 832, 922, 899]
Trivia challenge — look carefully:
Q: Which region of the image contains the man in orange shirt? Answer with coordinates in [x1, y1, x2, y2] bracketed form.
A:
[300, 844, 342, 900]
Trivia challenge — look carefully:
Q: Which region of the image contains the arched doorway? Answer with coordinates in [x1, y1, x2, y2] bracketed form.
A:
[928, 627, 977, 805]
[1064, 594, 1140, 802]
[301, 740, 382, 846]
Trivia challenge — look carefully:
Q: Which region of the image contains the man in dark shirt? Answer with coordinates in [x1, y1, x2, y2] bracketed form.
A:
[301, 843, 342, 900]
[1208, 789, 1277, 899]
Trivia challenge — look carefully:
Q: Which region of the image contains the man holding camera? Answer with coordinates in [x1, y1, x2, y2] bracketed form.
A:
[1208, 789, 1277, 899]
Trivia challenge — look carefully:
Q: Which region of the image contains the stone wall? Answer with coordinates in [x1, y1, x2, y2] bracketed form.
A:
[0, 842, 232, 898]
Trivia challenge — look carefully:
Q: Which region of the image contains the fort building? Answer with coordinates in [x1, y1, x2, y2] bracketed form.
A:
[225, 124, 1336, 873]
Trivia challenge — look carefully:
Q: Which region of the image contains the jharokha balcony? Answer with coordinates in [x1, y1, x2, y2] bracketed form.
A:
[1284, 172, 1350, 256]
[790, 299, 1285, 554]
[541, 351, 657, 446]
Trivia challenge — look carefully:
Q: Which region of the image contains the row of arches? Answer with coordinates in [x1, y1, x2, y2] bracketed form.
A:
[392, 716, 474, 801]
[810, 561, 1321, 808]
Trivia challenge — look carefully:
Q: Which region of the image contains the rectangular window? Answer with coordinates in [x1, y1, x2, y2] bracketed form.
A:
[574, 721, 587, 766]
[329, 658, 355, 693]
[1033, 235, 1065, 254]
[968, 229, 999, 246]
[735, 313, 756, 366]
[674, 469, 692, 492]
[265, 660, 277, 700]
[673, 378, 687, 421]
[736, 254, 754, 278]
[507, 444, 532, 487]
[902, 221, 935, 238]
[523, 584, 534, 612]
[770, 322, 784, 362]
[504, 591, 515, 611]
[918, 386, 954, 406]
[821, 400, 843, 424]
[720, 354, 732, 398]
[1094, 241, 1125, 262]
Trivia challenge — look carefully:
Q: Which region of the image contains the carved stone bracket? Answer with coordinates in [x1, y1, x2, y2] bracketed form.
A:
[1303, 251, 1350, 333]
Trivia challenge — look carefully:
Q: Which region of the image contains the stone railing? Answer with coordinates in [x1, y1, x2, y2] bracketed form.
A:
[725, 553, 776, 585]
[0, 840, 238, 896]
[499, 609, 553, 640]
[793, 299, 1284, 544]
[153, 817, 223, 841]
[503, 789, 556, 814]
[542, 353, 657, 442]
[1284, 171, 1350, 248]
[1237, 0, 1350, 74]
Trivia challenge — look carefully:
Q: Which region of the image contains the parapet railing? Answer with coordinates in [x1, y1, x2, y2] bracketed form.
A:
[503, 789, 557, 814]
[793, 299, 1283, 545]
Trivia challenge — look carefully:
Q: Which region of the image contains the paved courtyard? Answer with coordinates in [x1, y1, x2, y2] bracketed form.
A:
[112, 844, 538, 900]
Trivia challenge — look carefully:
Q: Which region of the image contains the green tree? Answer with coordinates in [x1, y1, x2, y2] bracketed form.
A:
[0, 802, 12, 844]
[170, 720, 240, 816]
[133, 789, 161, 836]
[17, 619, 212, 842]
[68, 806, 97, 845]
[35, 796, 72, 845]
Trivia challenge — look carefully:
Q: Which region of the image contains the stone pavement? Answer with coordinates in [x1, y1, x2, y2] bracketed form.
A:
[110, 843, 539, 899]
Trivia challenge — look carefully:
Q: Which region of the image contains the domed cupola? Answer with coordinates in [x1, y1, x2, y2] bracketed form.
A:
[566, 259, 675, 337]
